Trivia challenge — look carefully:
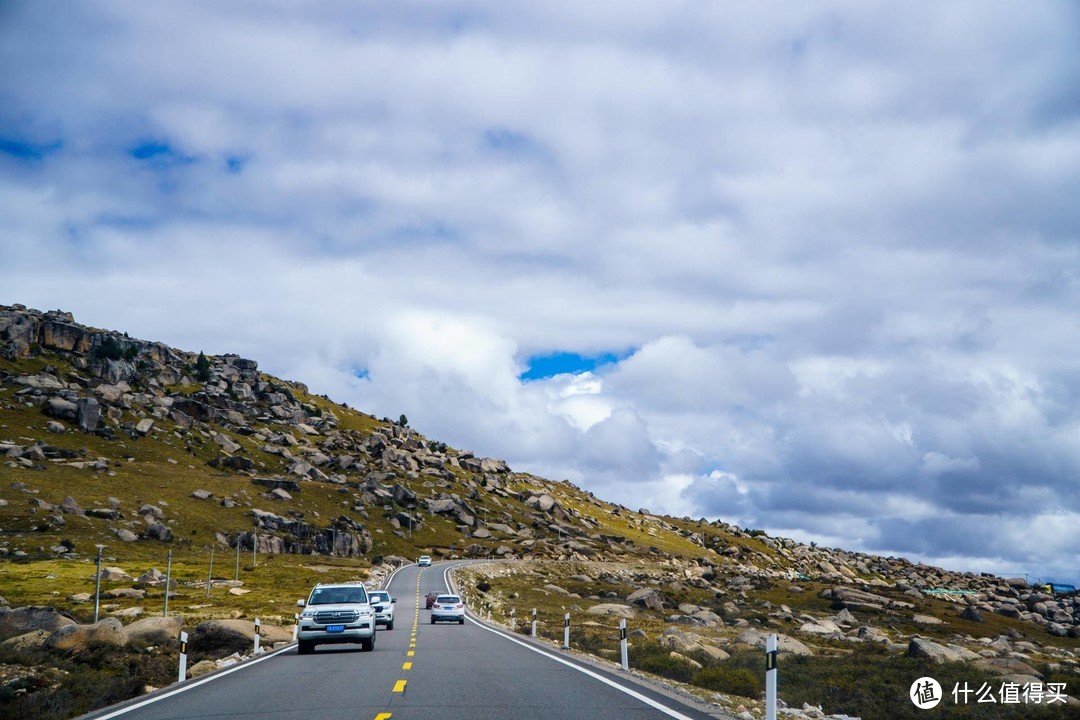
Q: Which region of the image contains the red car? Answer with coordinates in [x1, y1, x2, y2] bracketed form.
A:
[425, 592, 439, 609]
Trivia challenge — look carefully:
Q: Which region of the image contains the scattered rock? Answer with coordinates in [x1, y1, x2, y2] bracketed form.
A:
[586, 603, 636, 619]
[98, 567, 134, 582]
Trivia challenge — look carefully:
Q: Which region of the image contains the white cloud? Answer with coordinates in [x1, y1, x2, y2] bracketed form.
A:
[2, 0, 1079, 582]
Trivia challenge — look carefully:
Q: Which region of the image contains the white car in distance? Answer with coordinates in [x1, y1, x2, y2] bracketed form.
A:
[417, 555, 432, 567]
[431, 594, 465, 624]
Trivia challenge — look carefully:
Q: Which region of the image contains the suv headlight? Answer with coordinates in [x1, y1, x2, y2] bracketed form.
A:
[359, 608, 373, 617]
[300, 611, 316, 619]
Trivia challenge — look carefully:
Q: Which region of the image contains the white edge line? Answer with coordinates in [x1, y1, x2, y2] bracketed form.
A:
[87, 643, 293, 720]
[443, 564, 699, 720]
[90, 559, 415, 719]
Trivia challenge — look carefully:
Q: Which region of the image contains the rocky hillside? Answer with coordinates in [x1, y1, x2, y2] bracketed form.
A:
[2, 304, 1080, 719]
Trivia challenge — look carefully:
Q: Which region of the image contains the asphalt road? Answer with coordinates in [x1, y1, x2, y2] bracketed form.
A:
[84, 562, 725, 720]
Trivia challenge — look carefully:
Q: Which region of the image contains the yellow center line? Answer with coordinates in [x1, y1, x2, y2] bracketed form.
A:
[374, 714, 392, 720]
[402, 661, 412, 670]
[407, 650, 414, 656]
[393, 680, 407, 693]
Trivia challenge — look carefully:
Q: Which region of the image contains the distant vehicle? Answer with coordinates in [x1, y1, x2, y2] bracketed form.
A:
[431, 594, 465, 624]
[296, 583, 375, 654]
[368, 590, 396, 630]
[425, 592, 439, 609]
[418, 555, 432, 567]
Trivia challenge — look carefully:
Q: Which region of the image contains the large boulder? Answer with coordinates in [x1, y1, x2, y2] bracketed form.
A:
[736, 629, 814, 656]
[189, 619, 291, 656]
[0, 606, 76, 641]
[46, 397, 79, 421]
[657, 627, 700, 653]
[99, 566, 134, 582]
[187, 660, 218, 678]
[143, 523, 173, 542]
[426, 497, 458, 514]
[907, 637, 980, 664]
[626, 588, 664, 613]
[124, 616, 183, 645]
[77, 398, 101, 432]
[0, 629, 51, 652]
[587, 603, 636, 619]
[47, 617, 128, 651]
[973, 658, 1042, 678]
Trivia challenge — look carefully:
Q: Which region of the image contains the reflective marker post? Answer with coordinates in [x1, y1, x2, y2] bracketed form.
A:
[292, 613, 299, 642]
[563, 613, 570, 649]
[531, 608, 537, 638]
[254, 618, 262, 654]
[619, 619, 628, 671]
[178, 631, 189, 683]
[766, 633, 778, 720]
[510, 608, 516, 632]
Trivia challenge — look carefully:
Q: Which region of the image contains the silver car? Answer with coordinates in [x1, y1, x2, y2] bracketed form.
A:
[430, 594, 465, 624]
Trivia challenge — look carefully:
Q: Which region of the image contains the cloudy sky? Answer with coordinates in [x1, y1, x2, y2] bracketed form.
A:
[2, 1, 1079, 583]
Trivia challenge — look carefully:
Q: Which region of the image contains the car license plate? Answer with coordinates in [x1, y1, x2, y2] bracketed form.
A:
[326, 624, 345, 632]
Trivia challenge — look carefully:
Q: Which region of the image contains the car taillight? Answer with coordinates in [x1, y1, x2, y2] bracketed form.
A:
[456, 603, 463, 608]
[433, 604, 441, 609]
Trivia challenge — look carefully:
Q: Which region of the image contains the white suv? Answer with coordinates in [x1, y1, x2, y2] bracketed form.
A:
[369, 590, 396, 630]
[296, 583, 376, 654]
[431, 594, 465, 624]
[417, 555, 432, 567]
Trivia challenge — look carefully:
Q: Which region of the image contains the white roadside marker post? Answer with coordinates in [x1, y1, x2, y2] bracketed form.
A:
[531, 608, 537, 638]
[620, 619, 629, 671]
[766, 633, 778, 720]
[292, 613, 299, 642]
[563, 612, 570, 649]
[254, 618, 262, 654]
[510, 608, 516, 632]
[178, 631, 189, 683]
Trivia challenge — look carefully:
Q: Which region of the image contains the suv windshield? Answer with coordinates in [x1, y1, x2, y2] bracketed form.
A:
[309, 586, 367, 605]
[370, 592, 389, 603]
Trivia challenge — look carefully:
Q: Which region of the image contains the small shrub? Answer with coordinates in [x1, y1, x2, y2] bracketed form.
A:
[94, 337, 137, 362]
[692, 666, 760, 698]
[629, 643, 697, 683]
[195, 352, 211, 382]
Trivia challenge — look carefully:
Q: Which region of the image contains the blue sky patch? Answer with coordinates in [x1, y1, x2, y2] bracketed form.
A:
[519, 351, 627, 381]
[226, 155, 246, 173]
[129, 139, 194, 166]
[0, 137, 62, 161]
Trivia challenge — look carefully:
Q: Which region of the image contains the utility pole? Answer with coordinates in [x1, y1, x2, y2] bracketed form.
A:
[93, 545, 105, 623]
[163, 549, 173, 618]
[206, 546, 214, 597]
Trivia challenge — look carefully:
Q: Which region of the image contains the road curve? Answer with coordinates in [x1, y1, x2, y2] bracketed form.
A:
[82, 562, 727, 720]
